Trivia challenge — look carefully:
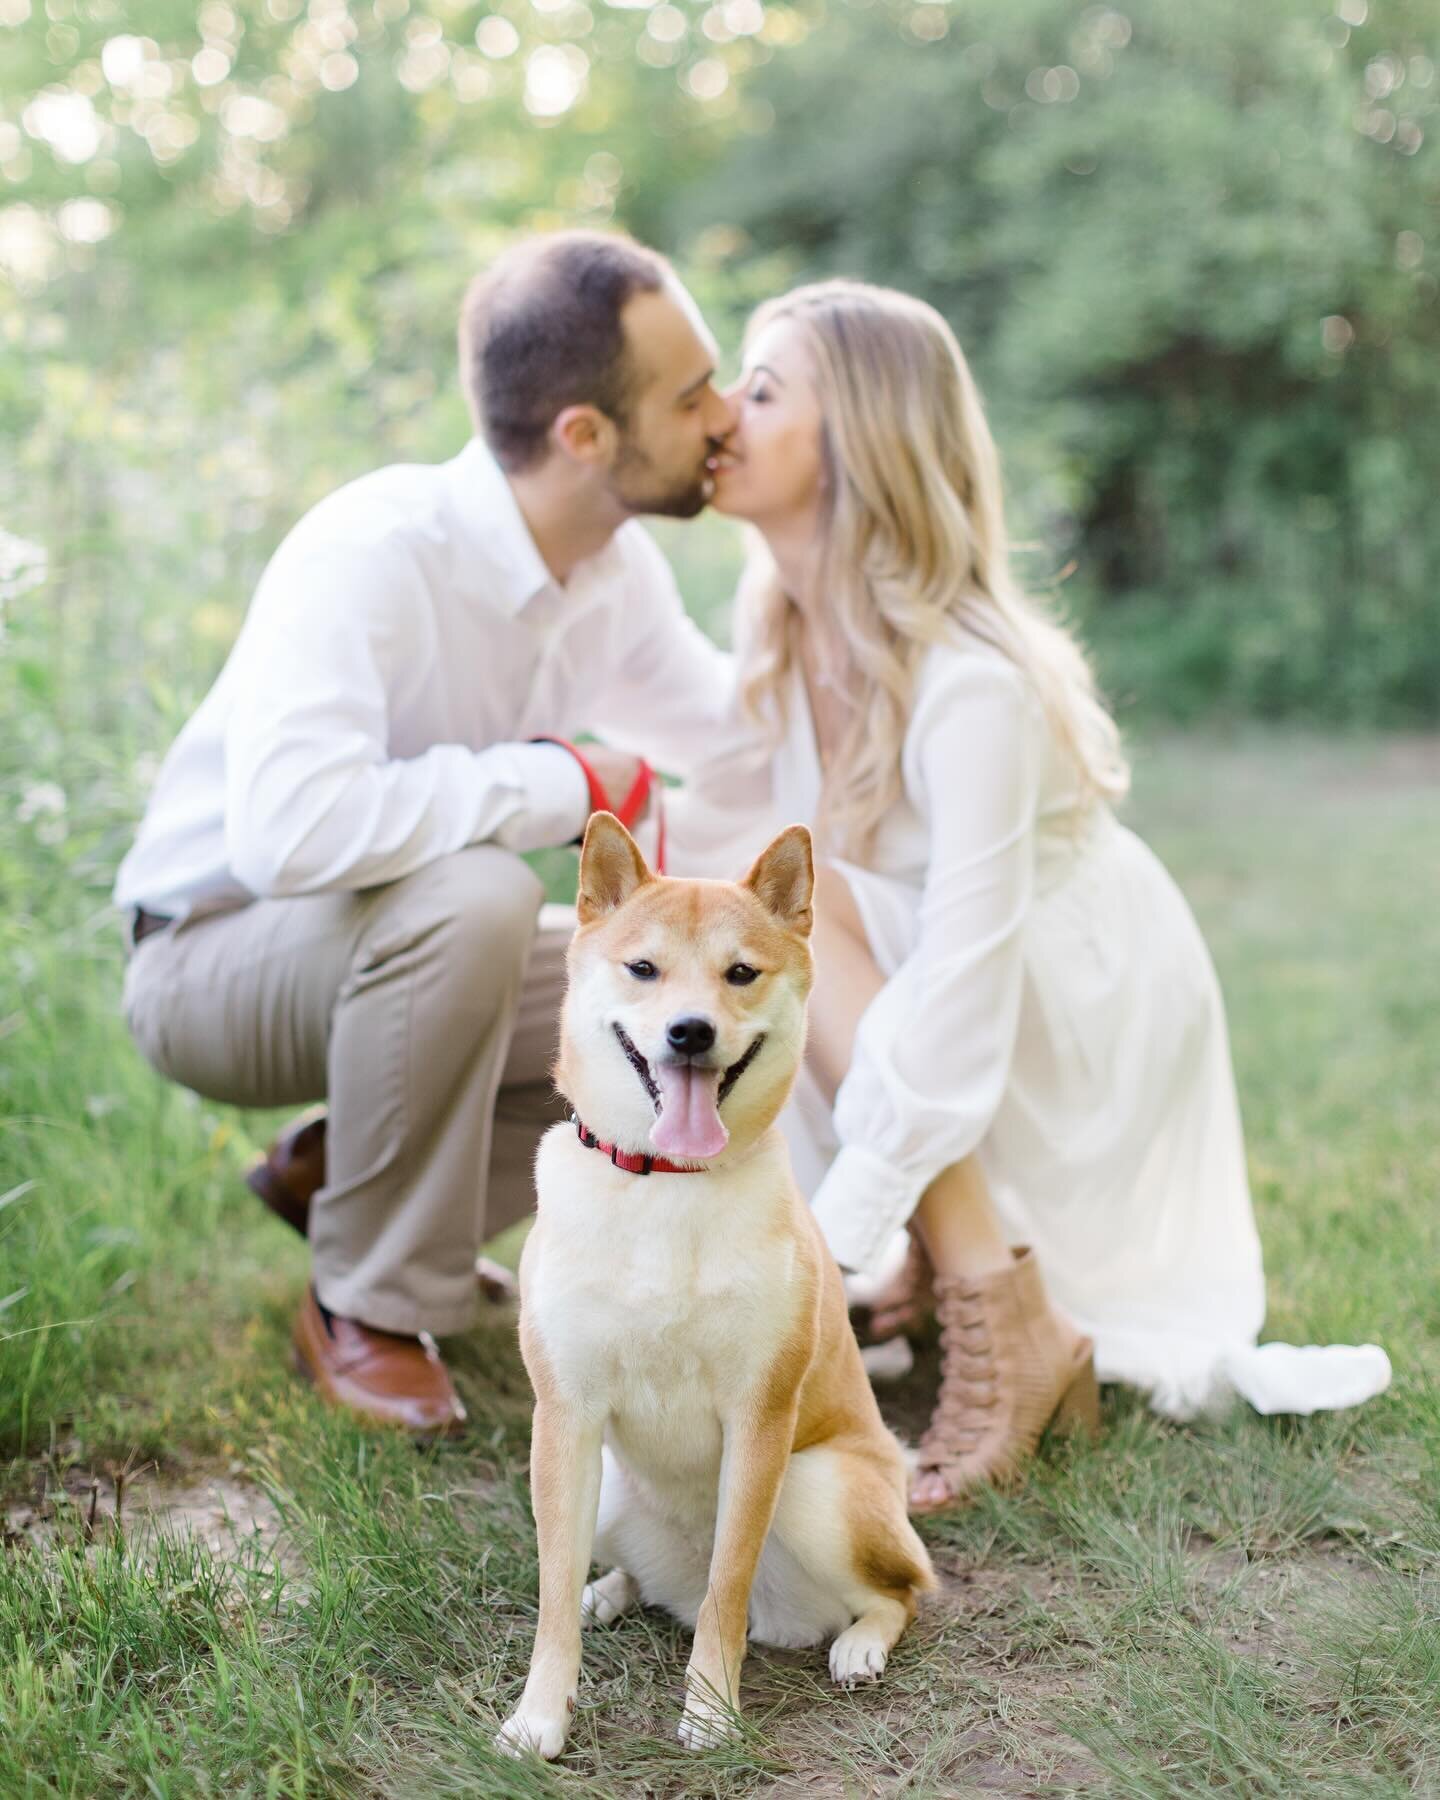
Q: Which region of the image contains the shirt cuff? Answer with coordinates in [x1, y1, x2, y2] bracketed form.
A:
[809, 1143, 923, 1279]
[506, 741, 591, 851]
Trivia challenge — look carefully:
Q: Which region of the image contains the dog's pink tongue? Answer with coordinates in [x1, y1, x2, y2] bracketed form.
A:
[651, 1063, 729, 1160]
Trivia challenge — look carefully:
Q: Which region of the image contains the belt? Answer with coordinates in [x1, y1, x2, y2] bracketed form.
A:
[132, 907, 173, 946]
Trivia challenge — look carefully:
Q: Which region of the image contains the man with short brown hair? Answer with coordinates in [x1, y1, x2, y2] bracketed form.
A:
[116, 231, 737, 1434]
[464, 233, 665, 483]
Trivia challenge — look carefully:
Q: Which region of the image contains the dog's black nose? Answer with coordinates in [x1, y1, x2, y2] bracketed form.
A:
[666, 1015, 716, 1057]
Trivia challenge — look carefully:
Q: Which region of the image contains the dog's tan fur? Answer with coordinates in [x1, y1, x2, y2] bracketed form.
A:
[498, 815, 933, 1759]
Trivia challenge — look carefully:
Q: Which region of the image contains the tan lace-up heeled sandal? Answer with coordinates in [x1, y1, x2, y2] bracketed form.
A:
[909, 1248, 1099, 1514]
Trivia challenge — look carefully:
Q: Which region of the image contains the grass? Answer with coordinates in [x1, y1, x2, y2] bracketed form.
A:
[3, 727, 1439, 1797]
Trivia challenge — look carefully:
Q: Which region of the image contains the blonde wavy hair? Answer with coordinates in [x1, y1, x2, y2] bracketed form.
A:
[736, 280, 1129, 858]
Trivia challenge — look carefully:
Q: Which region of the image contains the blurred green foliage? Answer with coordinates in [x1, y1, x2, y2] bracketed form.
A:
[0, 0, 1436, 910]
[684, 0, 1440, 721]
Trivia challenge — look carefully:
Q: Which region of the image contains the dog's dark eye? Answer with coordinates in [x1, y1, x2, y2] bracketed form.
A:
[625, 960, 659, 981]
[725, 963, 760, 986]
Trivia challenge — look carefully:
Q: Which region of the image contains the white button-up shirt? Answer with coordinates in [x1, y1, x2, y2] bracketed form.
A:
[114, 438, 735, 919]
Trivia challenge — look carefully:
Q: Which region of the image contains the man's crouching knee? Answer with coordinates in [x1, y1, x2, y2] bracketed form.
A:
[359, 846, 546, 1036]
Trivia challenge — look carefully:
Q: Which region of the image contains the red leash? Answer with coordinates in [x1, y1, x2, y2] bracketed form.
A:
[534, 737, 667, 872]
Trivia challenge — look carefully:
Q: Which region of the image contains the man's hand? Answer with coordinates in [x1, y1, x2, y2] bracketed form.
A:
[582, 746, 645, 816]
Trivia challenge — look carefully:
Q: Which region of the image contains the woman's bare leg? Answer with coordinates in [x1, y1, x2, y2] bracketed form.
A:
[914, 1163, 1013, 1281]
[810, 868, 1086, 1513]
[807, 864, 883, 1104]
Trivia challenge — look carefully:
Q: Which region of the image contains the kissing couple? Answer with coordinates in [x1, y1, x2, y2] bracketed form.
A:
[115, 230, 1389, 1516]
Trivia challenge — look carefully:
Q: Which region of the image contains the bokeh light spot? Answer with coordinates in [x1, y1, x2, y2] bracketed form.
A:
[57, 195, 115, 243]
[319, 50, 359, 90]
[22, 88, 103, 162]
[648, 5, 685, 43]
[476, 15, 520, 58]
[192, 45, 232, 87]
[524, 43, 589, 115]
[100, 34, 148, 87]
[685, 56, 728, 99]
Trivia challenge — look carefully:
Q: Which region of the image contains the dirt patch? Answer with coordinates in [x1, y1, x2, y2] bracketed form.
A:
[874, 1335, 944, 1447]
[1213, 1538, 1387, 1671]
[3, 1462, 296, 1572]
[782, 1561, 1103, 1794]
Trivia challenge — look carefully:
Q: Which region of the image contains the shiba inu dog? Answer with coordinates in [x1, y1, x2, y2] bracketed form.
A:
[497, 813, 934, 1760]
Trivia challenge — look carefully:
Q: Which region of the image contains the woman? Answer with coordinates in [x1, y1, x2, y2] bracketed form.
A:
[700, 280, 1389, 1513]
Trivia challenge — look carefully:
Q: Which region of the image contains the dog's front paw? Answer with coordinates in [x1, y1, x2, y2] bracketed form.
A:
[828, 1623, 889, 1687]
[495, 1706, 571, 1760]
[677, 1695, 741, 1750]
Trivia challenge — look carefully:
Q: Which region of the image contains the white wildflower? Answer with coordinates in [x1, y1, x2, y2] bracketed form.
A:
[17, 781, 66, 824]
[0, 530, 47, 642]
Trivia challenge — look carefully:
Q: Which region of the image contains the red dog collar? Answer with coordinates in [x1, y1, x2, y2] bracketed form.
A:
[533, 737, 667, 872]
[571, 1112, 705, 1175]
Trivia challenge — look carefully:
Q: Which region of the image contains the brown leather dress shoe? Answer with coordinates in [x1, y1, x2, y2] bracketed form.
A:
[248, 1117, 522, 1303]
[246, 1110, 327, 1237]
[291, 1288, 468, 1437]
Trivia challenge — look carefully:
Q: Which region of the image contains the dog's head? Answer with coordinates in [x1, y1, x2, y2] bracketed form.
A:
[555, 813, 814, 1166]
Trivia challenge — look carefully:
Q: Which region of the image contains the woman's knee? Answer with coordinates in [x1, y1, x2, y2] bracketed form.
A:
[812, 863, 867, 942]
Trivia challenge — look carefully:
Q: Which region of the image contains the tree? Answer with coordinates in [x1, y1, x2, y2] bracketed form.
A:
[674, 0, 1440, 719]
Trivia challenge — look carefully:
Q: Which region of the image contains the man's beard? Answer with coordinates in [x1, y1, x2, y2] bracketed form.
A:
[608, 436, 714, 520]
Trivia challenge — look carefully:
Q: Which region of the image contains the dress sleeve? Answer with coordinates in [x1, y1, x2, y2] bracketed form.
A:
[809, 654, 1042, 1276]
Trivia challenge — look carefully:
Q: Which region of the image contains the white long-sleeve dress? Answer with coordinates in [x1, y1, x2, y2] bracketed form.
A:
[674, 628, 1389, 1422]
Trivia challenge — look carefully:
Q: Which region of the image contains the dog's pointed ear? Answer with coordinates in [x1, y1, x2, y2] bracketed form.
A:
[578, 811, 654, 924]
[742, 824, 814, 936]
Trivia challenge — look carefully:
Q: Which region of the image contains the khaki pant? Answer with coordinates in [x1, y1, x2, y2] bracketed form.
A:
[122, 846, 574, 1337]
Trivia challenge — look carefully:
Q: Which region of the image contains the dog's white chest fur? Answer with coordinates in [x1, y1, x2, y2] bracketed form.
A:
[527, 1130, 800, 1497]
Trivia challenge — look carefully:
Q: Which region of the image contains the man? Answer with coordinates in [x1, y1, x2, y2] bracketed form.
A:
[115, 231, 737, 1435]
